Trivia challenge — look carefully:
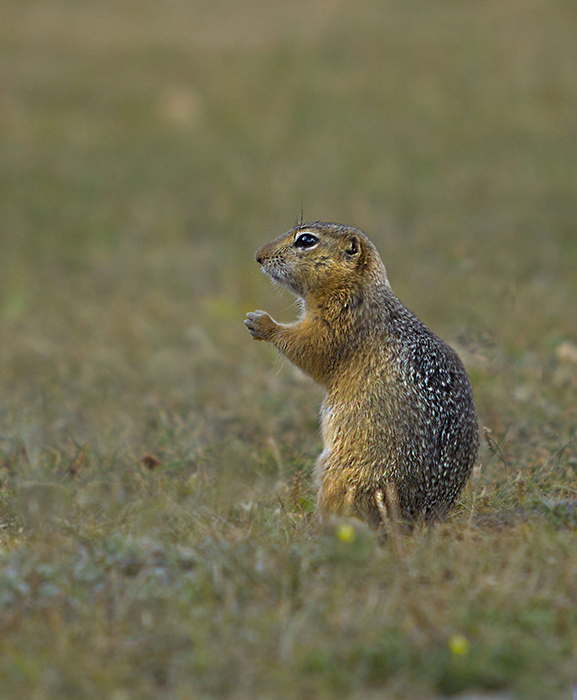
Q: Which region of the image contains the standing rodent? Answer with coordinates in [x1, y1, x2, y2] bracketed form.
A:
[245, 221, 479, 528]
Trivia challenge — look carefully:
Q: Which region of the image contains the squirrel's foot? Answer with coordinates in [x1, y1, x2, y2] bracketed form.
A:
[244, 310, 277, 341]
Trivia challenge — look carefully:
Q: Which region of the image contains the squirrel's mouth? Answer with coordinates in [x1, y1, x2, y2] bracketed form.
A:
[268, 269, 287, 285]
[259, 258, 285, 282]
[261, 262, 304, 297]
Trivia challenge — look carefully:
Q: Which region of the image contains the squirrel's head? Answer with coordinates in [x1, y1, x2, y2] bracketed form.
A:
[254, 222, 388, 300]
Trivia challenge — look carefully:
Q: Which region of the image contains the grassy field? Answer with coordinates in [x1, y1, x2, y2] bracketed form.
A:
[1, 1, 577, 698]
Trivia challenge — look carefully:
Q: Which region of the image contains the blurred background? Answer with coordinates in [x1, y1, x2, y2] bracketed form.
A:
[1, 0, 576, 474]
[1, 3, 577, 698]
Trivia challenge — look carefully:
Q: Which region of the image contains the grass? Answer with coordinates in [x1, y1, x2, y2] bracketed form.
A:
[1, 0, 577, 697]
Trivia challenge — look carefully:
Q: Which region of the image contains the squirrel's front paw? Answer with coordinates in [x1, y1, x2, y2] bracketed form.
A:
[244, 310, 277, 341]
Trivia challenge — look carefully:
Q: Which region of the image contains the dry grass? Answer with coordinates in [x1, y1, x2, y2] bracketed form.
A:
[1, 1, 577, 698]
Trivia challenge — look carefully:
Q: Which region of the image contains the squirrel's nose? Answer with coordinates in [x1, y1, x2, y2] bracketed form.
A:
[255, 244, 267, 264]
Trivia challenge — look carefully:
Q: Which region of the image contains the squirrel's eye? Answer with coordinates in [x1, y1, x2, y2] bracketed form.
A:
[294, 233, 319, 249]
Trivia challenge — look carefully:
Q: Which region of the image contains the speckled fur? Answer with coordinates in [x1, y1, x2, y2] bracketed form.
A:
[245, 222, 479, 527]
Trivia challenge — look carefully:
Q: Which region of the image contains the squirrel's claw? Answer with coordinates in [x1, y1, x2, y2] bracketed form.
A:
[244, 310, 275, 341]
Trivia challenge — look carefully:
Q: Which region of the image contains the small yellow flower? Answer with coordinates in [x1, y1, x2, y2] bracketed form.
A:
[448, 634, 470, 656]
[336, 523, 356, 543]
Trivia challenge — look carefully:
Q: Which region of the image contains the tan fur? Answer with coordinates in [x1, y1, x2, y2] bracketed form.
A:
[245, 222, 479, 528]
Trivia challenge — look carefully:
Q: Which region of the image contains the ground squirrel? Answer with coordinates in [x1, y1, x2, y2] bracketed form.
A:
[245, 222, 479, 527]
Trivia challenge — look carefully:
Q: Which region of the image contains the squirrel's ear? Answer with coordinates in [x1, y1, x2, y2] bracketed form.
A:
[345, 234, 360, 258]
